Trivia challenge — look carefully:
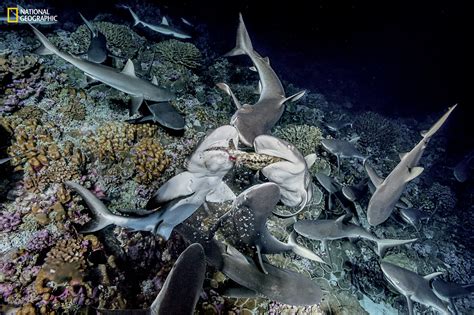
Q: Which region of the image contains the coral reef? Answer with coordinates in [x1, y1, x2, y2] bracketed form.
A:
[131, 138, 170, 184]
[153, 39, 202, 69]
[273, 124, 324, 156]
[353, 111, 402, 153]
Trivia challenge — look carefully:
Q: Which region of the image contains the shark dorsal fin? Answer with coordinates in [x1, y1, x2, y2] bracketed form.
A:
[263, 56, 270, 65]
[336, 214, 351, 225]
[399, 152, 408, 160]
[122, 59, 136, 76]
[405, 166, 424, 182]
[161, 16, 169, 25]
[424, 271, 443, 281]
[151, 75, 158, 85]
[304, 153, 317, 168]
[226, 245, 249, 264]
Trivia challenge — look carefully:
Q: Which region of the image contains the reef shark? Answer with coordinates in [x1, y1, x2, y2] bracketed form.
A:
[432, 278, 474, 315]
[67, 125, 238, 240]
[315, 172, 342, 210]
[125, 6, 191, 39]
[217, 14, 306, 147]
[175, 224, 323, 306]
[321, 138, 368, 171]
[453, 149, 474, 183]
[212, 182, 326, 274]
[29, 25, 175, 115]
[397, 207, 430, 233]
[294, 214, 417, 257]
[380, 261, 451, 315]
[252, 135, 316, 216]
[98, 243, 206, 315]
[367, 105, 457, 226]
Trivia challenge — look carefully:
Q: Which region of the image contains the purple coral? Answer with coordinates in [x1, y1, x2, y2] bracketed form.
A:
[26, 229, 54, 252]
[0, 211, 22, 232]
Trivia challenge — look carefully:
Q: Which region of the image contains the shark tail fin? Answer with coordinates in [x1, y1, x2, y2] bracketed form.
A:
[30, 24, 59, 56]
[422, 104, 457, 140]
[288, 231, 328, 265]
[376, 238, 417, 257]
[284, 90, 306, 103]
[65, 181, 114, 233]
[224, 13, 253, 57]
[128, 7, 142, 26]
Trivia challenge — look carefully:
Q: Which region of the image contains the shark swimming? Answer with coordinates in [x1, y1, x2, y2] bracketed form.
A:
[380, 261, 451, 315]
[217, 14, 306, 147]
[294, 214, 417, 257]
[212, 182, 326, 273]
[29, 25, 175, 115]
[315, 172, 342, 210]
[67, 125, 238, 240]
[397, 207, 430, 233]
[175, 224, 323, 306]
[125, 6, 191, 39]
[127, 101, 186, 131]
[98, 243, 206, 315]
[432, 278, 474, 315]
[366, 105, 457, 226]
[252, 135, 316, 216]
[321, 138, 368, 171]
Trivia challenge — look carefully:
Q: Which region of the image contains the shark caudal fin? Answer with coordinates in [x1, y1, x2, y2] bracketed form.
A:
[376, 238, 417, 257]
[224, 13, 253, 57]
[65, 181, 115, 233]
[288, 231, 328, 265]
[128, 7, 142, 26]
[30, 24, 59, 56]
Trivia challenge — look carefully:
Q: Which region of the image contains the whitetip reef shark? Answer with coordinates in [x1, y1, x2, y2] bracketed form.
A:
[294, 214, 417, 257]
[252, 135, 316, 216]
[380, 261, 451, 315]
[67, 125, 238, 240]
[321, 138, 369, 171]
[366, 105, 457, 226]
[97, 243, 206, 315]
[124, 6, 191, 39]
[212, 182, 326, 274]
[432, 278, 474, 315]
[29, 25, 175, 115]
[217, 14, 306, 147]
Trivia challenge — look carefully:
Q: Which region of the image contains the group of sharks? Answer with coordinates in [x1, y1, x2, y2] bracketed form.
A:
[0, 6, 469, 314]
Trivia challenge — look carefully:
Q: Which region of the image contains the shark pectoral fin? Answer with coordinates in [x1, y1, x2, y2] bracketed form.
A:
[226, 245, 250, 264]
[206, 182, 236, 203]
[399, 152, 408, 160]
[288, 231, 327, 265]
[130, 95, 144, 116]
[216, 83, 242, 109]
[365, 162, 384, 187]
[304, 153, 317, 168]
[424, 271, 444, 281]
[255, 244, 269, 274]
[335, 213, 352, 226]
[121, 59, 136, 76]
[405, 166, 424, 182]
[285, 90, 306, 103]
[161, 16, 169, 25]
[151, 75, 158, 85]
[146, 172, 196, 209]
[406, 295, 414, 315]
[249, 66, 257, 72]
[376, 238, 417, 257]
[35, 44, 54, 55]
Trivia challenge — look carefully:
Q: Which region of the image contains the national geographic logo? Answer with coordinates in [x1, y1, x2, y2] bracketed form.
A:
[5, 6, 58, 24]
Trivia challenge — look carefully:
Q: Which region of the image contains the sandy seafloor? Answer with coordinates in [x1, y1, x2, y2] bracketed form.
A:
[0, 2, 472, 314]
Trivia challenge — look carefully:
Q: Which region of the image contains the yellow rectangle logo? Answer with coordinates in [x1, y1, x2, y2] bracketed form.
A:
[7, 7, 19, 23]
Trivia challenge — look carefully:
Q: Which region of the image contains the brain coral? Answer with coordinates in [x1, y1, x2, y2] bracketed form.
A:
[154, 39, 202, 69]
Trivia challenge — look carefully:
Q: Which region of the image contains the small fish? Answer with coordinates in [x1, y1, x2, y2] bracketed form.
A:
[294, 214, 417, 257]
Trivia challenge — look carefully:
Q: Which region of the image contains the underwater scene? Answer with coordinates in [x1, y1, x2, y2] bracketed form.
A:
[0, 1, 471, 314]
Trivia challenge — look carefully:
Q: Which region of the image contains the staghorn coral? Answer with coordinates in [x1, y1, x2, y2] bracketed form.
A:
[154, 39, 202, 69]
[68, 22, 145, 58]
[132, 137, 170, 184]
[0, 211, 22, 233]
[57, 87, 88, 122]
[353, 111, 402, 153]
[0, 53, 39, 81]
[273, 124, 324, 156]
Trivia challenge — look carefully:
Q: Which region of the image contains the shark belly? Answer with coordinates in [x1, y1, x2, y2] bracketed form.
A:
[368, 175, 406, 226]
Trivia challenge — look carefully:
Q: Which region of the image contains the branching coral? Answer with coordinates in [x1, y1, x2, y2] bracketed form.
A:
[132, 138, 170, 184]
[154, 39, 202, 69]
[273, 124, 323, 156]
[353, 111, 402, 153]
